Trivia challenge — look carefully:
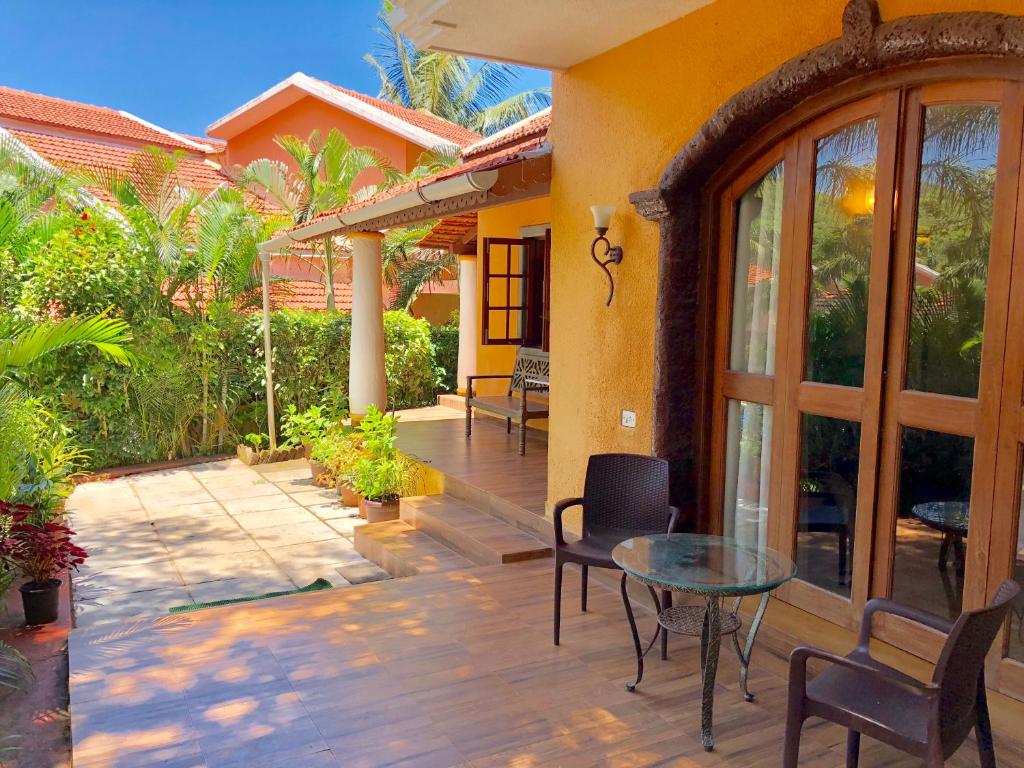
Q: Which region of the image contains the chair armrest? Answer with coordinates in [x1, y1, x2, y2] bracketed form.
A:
[553, 497, 584, 547]
[465, 374, 512, 398]
[789, 646, 936, 698]
[858, 598, 953, 650]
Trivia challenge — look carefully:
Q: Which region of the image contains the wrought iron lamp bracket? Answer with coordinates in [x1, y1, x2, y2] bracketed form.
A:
[591, 227, 624, 306]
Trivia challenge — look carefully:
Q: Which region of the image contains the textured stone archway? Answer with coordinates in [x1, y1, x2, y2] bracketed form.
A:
[630, 0, 1024, 517]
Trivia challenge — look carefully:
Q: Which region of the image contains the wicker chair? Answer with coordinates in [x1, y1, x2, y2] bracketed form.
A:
[552, 453, 680, 647]
[784, 579, 1022, 768]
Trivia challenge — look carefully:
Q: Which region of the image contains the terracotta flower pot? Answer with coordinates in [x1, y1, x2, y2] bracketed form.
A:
[20, 578, 61, 626]
[310, 460, 328, 483]
[338, 482, 362, 508]
[359, 498, 400, 523]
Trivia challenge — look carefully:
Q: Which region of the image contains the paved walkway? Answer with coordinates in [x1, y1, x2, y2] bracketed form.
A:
[67, 458, 387, 628]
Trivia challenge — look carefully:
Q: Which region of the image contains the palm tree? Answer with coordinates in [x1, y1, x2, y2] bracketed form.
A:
[240, 128, 400, 311]
[381, 223, 457, 310]
[365, 4, 550, 135]
[87, 146, 203, 314]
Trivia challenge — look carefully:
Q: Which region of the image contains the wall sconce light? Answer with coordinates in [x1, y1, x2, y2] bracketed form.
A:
[590, 205, 624, 306]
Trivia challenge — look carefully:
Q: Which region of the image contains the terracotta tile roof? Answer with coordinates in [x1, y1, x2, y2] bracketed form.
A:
[171, 279, 354, 314]
[319, 80, 481, 148]
[8, 128, 232, 194]
[419, 212, 478, 250]
[294, 122, 550, 235]
[747, 264, 776, 286]
[461, 108, 550, 159]
[0, 86, 202, 150]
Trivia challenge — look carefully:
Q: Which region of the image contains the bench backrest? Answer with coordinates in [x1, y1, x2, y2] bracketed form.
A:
[509, 347, 550, 396]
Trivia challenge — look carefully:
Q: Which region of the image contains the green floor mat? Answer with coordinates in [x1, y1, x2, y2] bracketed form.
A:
[169, 578, 333, 614]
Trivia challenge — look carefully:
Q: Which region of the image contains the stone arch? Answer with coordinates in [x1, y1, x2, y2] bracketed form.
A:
[630, 0, 1024, 520]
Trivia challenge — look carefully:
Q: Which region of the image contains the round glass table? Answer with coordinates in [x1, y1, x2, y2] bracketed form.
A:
[612, 533, 796, 751]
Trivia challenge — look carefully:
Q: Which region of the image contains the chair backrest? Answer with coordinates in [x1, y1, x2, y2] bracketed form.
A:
[581, 453, 671, 538]
[933, 579, 1021, 745]
[509, 347, 550, 396]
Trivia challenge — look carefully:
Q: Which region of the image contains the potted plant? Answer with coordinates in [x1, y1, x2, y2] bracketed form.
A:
[280, 404, 334, 460]
[350, 407, 419, 522]
[1, 501, 87, 626]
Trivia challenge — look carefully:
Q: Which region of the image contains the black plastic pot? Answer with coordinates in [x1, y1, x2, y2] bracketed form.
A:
[19, 578, 61, 626]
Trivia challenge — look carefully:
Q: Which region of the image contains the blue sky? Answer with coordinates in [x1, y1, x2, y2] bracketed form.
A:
[1, 0, 551, 137]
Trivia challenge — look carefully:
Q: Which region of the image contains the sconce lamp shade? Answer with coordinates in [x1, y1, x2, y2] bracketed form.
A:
[590, 205, 615, 231]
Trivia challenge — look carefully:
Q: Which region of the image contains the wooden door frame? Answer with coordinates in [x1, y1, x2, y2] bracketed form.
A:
[705, 72, 1024, 671]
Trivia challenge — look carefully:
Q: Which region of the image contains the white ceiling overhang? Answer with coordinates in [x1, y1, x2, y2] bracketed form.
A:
[390, 0, 715, 70]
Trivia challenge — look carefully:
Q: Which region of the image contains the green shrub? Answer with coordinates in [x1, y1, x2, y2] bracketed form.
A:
[16, 210, 158, 319]
[430, 325, 459, 393]
[383, 310, 439, 409]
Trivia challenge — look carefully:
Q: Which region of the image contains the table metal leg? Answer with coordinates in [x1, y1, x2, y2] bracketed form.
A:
[731, 591, 770, 702]
[620, 573, 663, 692]
[700, 596, 721, 751]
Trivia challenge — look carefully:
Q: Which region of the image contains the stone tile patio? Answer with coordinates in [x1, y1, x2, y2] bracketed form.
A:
[67, 459, 389, 628]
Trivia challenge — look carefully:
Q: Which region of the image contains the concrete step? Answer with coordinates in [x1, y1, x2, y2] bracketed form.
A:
[353, 520, 474, 578]
[400, 494, 551, 566]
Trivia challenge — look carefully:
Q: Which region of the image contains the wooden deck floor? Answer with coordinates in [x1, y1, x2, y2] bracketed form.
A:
[396, 407, 548, 518]
[68, 559, 1024, 768]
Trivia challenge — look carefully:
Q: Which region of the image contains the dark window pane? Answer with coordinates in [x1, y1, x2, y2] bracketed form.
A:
[729, 163, 784, 375]
[906, 104, 1000, 397]
[797, 415, 860, 598]
[806, 119, 878, 387]
[891, 427, 974, 621]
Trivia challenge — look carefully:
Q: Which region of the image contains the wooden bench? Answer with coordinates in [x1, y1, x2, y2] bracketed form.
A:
[466, 347, 549, 455]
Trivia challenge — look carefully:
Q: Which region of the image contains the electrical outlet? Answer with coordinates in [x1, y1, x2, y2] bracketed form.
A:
[621, 410, 637, 428]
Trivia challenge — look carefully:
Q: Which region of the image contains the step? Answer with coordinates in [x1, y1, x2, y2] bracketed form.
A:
[353, 520, 474, 578]
[400, 495, 551, 565]
[442, 473, 554, 541]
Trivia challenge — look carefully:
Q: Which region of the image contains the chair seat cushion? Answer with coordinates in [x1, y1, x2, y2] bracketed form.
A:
[806, 650, 930, 745]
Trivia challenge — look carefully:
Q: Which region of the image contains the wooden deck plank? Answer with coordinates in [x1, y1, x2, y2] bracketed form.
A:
[68, 560, 1024, 767]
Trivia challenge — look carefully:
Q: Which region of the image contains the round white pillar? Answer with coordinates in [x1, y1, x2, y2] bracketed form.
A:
[456, 255, 478, 395]
[349, 232, 387, 419]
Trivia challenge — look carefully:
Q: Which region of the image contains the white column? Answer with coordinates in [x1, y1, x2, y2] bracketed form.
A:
[349, 232, 387, 420]
[456, 254, 478, 395]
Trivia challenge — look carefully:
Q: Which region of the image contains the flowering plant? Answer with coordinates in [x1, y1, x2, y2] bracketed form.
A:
[0, 501, 87, 585]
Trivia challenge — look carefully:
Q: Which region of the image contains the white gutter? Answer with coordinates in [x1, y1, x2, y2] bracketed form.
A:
[259, 168, 499, 253]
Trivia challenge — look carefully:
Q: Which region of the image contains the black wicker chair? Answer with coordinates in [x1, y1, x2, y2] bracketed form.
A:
[552, 453, 680, 647]
[784, 579, 1021, 768]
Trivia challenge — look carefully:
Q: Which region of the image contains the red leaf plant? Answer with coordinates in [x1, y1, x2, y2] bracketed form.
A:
[0, 500, 88, 586]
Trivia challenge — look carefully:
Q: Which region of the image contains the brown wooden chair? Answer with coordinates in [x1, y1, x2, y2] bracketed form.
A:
[784, 579, 1021, 768]
[552, 453, 681, 648]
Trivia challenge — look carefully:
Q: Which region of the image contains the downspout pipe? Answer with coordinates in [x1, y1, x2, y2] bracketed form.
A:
[259, 249, 277, 449]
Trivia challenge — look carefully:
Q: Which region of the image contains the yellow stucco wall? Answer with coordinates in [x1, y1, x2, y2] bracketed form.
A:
[546, 0, 1024, 508]
[474, 196, 552, 398]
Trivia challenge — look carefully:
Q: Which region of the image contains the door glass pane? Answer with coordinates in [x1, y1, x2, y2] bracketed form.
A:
[797, 414, 861, 598]
[723, 400, 772, 551]
[906, 104, 1000, 397]
[806, 118, 878, 387]
[1010, 468, 1024, 662]
[729, 163, 785, 375]
[891, 427, 974, 620]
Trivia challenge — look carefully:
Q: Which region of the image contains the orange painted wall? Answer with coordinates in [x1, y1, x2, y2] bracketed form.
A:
[223, 95, 423, 183]
[546, 0, 1024, 510]
[473, 196, 551, 429]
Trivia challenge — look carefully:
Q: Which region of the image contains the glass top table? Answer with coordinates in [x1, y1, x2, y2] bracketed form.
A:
[612, 533, 796, 751]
